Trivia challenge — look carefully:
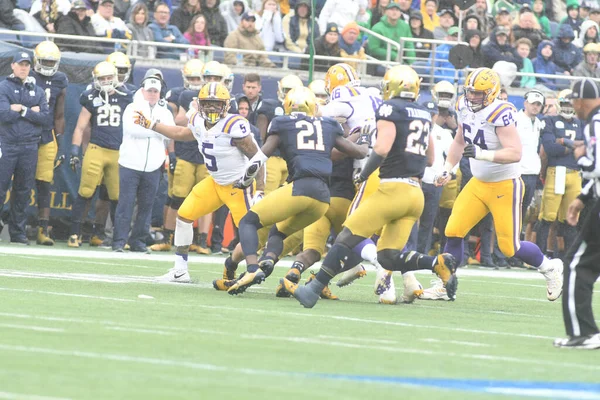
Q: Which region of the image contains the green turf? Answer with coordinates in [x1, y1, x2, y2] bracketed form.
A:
[0, 246, 598, 400]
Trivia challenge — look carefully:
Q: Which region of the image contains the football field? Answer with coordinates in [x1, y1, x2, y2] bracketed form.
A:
[0, 244, 599, 400]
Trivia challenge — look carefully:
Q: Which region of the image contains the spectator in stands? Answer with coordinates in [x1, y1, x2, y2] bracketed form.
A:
[203, 0, 227, 46]
[282, 0, 319, 54]
[224, 0, 248, 33]
[83, 0, 99, 14]
[590, 8, 600, 25]
[30, 0, 71, 33]
[366, 0, 389, 28]
[494, 7, 512, 31]
[183, 13, 210, 55]
[302, 22, 340, 72]
[224, 11, 276, 67]
[553, 24, 582, 74]
[531, 0, 551, 38]
[466, 0, 493, 35]
[512, 8, 546, 59]
[112, 0, 130, 20]
[463, 14, 482, 32]
[170, 0, 201, 34]
[465, 29, 485, 68]
[561, 0, 583, 36]
[127, 2, 156, 57]
[481, 26, 522, 69]
[338, 21, 366, 70]
[575, 19, 599, 48]
[236, 95, 261, 142]
[56, 0, 101, 52]
[256, 0, 284, 51]
[318, 0, 369, 34]
[91, 0, 131, 41]
[428, 26, 460, 83]
[492, 0, 517, 17]
[420, 0, 439, 32]
[149, 2, 188, 59]
[514, 37, 536, 88]
[433, 8, 455, 40]
[0, 0, 25, 32]
[498, 87, 508, 101]
[532, 40, 567, 91]
[573, 42, 600, 78]
[368, 2, 415, 63]
[409, 11, 433, 61]
[127, 0, 164, 20]
[396, 0, 411, 24]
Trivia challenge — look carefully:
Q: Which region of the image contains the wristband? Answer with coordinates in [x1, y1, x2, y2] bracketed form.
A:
[477, 149, 495, 162]
[443, 161, 454, 173]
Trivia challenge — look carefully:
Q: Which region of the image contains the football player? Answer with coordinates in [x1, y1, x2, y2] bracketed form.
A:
[308, 79, 328, 106]
[134, 82, 263, 282]
[225, 87, 368, 296]
[537, 89, 585, 260]
[431, 80, 458, 131]
[106, 51, 135, 92]
[68, 61, 133, 247]
[30, 41, 68, 246]
[287, 66, 457, 309]
[436, 67, 564, 301]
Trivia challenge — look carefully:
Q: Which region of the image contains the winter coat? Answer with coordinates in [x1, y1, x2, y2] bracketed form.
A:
[202, 0, 227, 46]
[410, 26, 434, 62]
[428, 43, 462, 83]
[170, 5, 200, 34]
[282, 0, 319, 53]
[532, 40, 563, 90]
[553, 24, 583, 73]
[573, 60, 600, 78]
[302, 34, 341, 72]
[519, 57, 536, 88]
[256, 8, 284, 51]
[223, 0, 248, 33]
[0, 0, 22, 28]
[318, 0, 368, 34]
[148, 22, 189, 59]
[575, 19, 600, 48]
[465, 29, 485, 68]
[368, 15, 415, 63]
[127, 21, 156, 58]
[512, 24, 546, 59]
[481, 27, 523, 69]
[223, 25, 276, 67]
[56, 11, 102, 52]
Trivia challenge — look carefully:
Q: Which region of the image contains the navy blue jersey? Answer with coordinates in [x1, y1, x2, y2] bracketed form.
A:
[80, 88, 133, 150]
[259, 98, 284, 156]
[376, 99, 432, 179]
[178, 89, 197, 112]
[174, 88, 204, 164]
[330, 158, 355, 200]
[30, 70, 68, 144]
[541, 115, 585, 170]
[166, 86, 186, 108]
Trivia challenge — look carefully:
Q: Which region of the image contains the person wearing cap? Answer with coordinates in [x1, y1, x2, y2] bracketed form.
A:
[589, 8, 600, 24]
[491, 0, 518, 17]
[433, 8, 455, 40]
[561, 0, 584, 35]
[318, 0, 369, 37]
[573, 43, 600, 78]
[55, 0, 102, 53]
[224, 0, 249, 33]
[409, 10, 433, 61]
[91, 0, 131, 45]
[338, 21, 366, 70]
[481, 26, 523, 70]
[223, 10, 276, 67]
[282, 0, 319, 54]
[302, 22, 341, 72]
[552, 78, 600, 349]
[0, 52, 51, 245]
[512, 8, 547, 59]
[553, 23, 582, 74]
[368, 2, 415, 65]
[112, 77, 175, 252]
[148, 2, 189, 59]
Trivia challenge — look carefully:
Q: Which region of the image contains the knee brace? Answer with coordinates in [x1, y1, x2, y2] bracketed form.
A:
[174, 218, 194, 247]
[36, 180, 51, 210]
[376, 248, 397, 272]
[98, 184, 110, 201]
[170, 196, 185, 210]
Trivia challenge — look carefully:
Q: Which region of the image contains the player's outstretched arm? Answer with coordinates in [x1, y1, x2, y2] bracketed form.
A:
[134, 111, 194, 141]
[492, 124, 522, 164]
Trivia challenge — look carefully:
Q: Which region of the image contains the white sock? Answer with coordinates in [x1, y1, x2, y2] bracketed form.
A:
[361, 242, 378, 265]
[174, 253, 188, 271]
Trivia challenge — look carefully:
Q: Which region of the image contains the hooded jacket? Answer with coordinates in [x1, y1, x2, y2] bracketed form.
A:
[56, 11, 103, 53]
[410, 16, 434, 61]
[282, 0, 319, 53]
[532, 1, 551, 37]
[368, 15, 415, 63]
[420, 0, 439, 32]
[532, 40, 563, 90]
[223, 0, 248, 33]
[465, 29, 486, 68]
[223, 24, 276, 67]
[302, 31, 341, 72]
[575, 19, 599, 48]
[481, 27, 523, 69]
[512, 22, 547, 59]
[553, 23, 583, 72]
[202, 0, 227, 46]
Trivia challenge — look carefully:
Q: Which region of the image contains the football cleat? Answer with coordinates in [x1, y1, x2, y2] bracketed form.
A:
[36, 227, 54, 246]
[374, 268, 393, 295]
[155, 268, 191, 283]
[89, 235, 104, 247]
[433, 253, 458, 301]
[150, 241, 172, 252]
[196, 233, 210, 255]
[275, 267, 302, 298]
[213, 278, 237, 291]
[336, 264, 367, 288]
[554, 333, 600, 349]
[227, 270, 266, 295]
[280, 277, 298, 296]
[290, 279, 320, 308]
[379, 275, 397, 305]
[223, 258, 238, 280]
[418, 278, 451, 301]
[306, 272, 339, 300]
[67, 234, 81, 248]
[258, 258, 275, 278]
[539, 258, 564, 301]
[401, 272, 424, 304]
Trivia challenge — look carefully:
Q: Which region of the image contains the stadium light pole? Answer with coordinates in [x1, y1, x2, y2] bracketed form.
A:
[308, 0, 316, 83]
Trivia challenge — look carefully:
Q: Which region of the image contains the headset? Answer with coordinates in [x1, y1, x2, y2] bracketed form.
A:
[523, 89, 546, 108]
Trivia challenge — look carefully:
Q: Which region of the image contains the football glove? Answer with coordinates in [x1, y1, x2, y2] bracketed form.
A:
[168, 152, 177, 174]
[356, 121, 376, 147]
[233, 161, 261, 189]
[353, 170, 366, 186]
[134, 111, 157, 130]
[70, 155, 80, 173]
[463, 143, 477, 158]
[434, 170, 451, 187]
[54, 154, 65, 170]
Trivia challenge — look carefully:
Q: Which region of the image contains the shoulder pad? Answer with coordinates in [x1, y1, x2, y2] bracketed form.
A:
[223, 115, 249, 136]
[486, 102, 517, 127]
[330, 86, 361, 102]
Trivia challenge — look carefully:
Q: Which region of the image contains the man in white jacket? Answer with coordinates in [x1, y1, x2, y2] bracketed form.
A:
[318, 0, 369, 35]
[112, 77, 175, 252]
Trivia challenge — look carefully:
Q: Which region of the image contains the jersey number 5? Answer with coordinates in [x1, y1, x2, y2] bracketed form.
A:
[406, 120, 430, 156]
[97, 105, 121, 127]
[202, 142, 218, 172]
[296, 120, 325, 151]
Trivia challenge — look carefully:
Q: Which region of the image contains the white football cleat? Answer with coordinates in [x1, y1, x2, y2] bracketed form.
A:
[539, 258, 563, 301]
[401, 272, 424, 304]
[374, 267, 393, 295]
[418, 278, 451, 301]
[155, 268, 191, 283]
[379, 274, 397, 305]
[336, 264, 367, 287]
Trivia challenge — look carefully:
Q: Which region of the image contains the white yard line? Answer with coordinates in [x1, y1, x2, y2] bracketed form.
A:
[104, 326, 175, 336]
[419, 338, 492, 348]
[0, 392, 72, 400]
[0, 323, 63, 333]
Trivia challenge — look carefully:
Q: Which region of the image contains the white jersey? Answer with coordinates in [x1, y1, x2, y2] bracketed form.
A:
[320, 85, 382, 133]
[423, 124, 454, 184]
[515, 109, 542, 176]
[456, 96, 520, 182]
[188, 112, 253, 185]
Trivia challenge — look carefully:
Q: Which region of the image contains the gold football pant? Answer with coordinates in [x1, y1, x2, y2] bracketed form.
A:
[539, 166, 582, 223]
[78, 144, 119, 200]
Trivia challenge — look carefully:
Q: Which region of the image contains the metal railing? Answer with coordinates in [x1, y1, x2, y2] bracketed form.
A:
[357, 25, 401, 63]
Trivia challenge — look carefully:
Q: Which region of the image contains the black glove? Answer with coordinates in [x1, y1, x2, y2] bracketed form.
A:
[70, 144, 81, 173]
[463, 143, 477, 158]
[357, 122, 376, 147]
[353, 171, 366, 186]
[233, 161, 260, 189]
[168, 152, 177, 174]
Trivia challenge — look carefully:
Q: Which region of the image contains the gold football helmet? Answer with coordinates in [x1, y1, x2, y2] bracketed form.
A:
[283, 86, 317, 116]
[198, 82, 231, 124]
[432, 80, 456, 109]
[106, 52, 131, 85]
[201, 61, 226, 83]
[557, 89, 574, 119]
[380, 65, 421, 101]
[34, 41, 60, 77]
[278, 75, 304, 103]
[463, 67, 500, 112]
[308, 79, 328, 105]
[93, 61, 119, 93]
[324, 63, 361, 95]
[222, 65, 234, 93]
[182, 59, 204, 91]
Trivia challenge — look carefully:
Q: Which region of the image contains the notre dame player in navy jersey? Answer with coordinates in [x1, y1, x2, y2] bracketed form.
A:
[288, 66, 458, 308]
[67, 61, 133, 247]
[29, 41, 68, 246]
[223, 87, 368, 295]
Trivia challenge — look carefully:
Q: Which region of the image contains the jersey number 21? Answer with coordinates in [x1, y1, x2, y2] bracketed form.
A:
[296, 120, 325, 151]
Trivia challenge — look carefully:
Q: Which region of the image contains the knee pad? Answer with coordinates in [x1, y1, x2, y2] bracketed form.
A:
[170, 196, 185, 210]
[376, 249, 396, 271]
[98, 184, 110, 201]
[174, 218, 194, 247]
[240, 210, 262, 230]
[36, 180, 51, 209]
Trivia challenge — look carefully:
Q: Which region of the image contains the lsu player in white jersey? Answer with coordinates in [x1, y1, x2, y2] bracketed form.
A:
[436, 67, 564, 301]
[318, 63, 423, 304]
[133, 82, 262, 283]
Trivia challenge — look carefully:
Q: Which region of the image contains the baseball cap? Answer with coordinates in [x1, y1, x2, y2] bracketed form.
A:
[241, 11, 256, 20]
[71, 0, 87, 9]
[386, 2, 401, 10]
[143, 77, 162, 92]
[13, 51, 31, 64]
[524, 90, 545, 105]
[409, 11, 423, 21]
[438, 8, 455, 18]
[497, 6, 510, 14]
[569, 79, 600, 99]
[448, 26, 460, 36]
[495, 26, 510, 36]
[144, 68, 164, 80]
